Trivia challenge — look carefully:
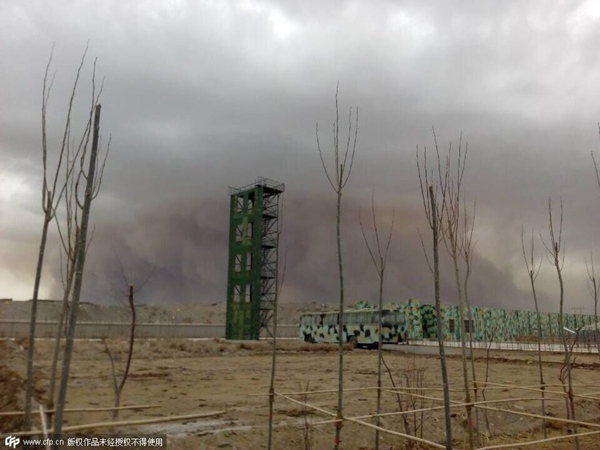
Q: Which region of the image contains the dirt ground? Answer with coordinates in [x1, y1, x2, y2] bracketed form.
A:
[2, 338, 600, 449]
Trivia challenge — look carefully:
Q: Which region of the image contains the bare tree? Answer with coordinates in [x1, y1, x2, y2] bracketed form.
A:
[316, 83, 358, 450]
[47, 63, 101, 412]
[52, 100, 109, 445]
[25, 44, 91, 428]
[542, 197, 579, 450]
[584, 251, 600, 358]
[103, 284, 136, 420]
[101, 259, 154, 421]
[381, 355, 430, 446]
[436, 132, 475, 450]
[480, 325, 496, 438]
[358, 188, 394, 450]
[460, 198, 479, 445]
[300, 382, 313, 450]
[416, 134, 452, 450]
[521, 226, 546, 438]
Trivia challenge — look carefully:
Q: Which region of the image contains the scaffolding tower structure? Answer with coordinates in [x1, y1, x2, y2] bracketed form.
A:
[225, 177, 284, 340]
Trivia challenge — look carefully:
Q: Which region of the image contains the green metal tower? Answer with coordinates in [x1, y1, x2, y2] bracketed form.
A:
[226, 177, 284, 340]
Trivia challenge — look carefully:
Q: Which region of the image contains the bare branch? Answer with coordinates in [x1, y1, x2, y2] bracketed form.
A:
[358, 188, 394, 278]
[48, 42, 90, 215]
[592, 124, 600, 192]
[418, 229, 434, 273]
[41, 43, 55, 212]
[542, 197, 564, 270]
[359, 208, 379, 272]
[92, 135, 111, 199]
[316, 123, 336, 192]
[340, 107, 358, 189]
[521, 226, 542, 283]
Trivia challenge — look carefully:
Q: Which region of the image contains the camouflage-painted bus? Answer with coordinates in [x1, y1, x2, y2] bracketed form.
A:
[299, 308, 407, 348]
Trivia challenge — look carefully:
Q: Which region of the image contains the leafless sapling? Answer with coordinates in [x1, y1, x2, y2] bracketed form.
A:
[381, 355, 431, 448]
[47, 56, 104, 413]
[436, 132, 475, 450]
[480, 325, 496, 439]
[542, 197, 579, 450]
[101, 257, 154, 420]
[460, 198, 480, 445]
[521, 226, 547, 437]
[416, 131, 452, 450]
[24, 44, 91, 428]
[103, 284, 135, 419]
[584, 251, 600, 358]
[316, 83, 358, 450]
[52, 99, 110, 445]
[358, 188, 394, 450]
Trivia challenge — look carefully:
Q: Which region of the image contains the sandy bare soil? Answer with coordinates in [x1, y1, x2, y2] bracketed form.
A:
[2, 338, 600, 449]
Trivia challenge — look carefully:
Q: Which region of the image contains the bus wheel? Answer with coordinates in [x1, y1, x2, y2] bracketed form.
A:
[348, 336, 358, 349]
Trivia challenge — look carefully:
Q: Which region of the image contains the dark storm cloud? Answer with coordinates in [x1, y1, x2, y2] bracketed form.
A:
[2, 1, 600, 313]
[51, 191, 543, 313]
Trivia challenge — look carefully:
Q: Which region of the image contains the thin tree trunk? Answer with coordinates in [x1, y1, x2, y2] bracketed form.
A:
[48, 260, 76, 410]
[334, 189, 344, 450]
[113, 284, 136, 419]
[451, 248, 474, 450]
[315, 85, 357, 449]
[430, 186, 452, 450]
[375, 270, 383, 450]
[26, 45, 86, 426]
[464, 280, 480, 446]
[530, 276, 547, 437]
[546, 199, 578, 450]
[557, 262, 578, 448]
[267, 290, 278, 450]
[595, 286, 599, 360]
[359, 189, 394, 450]
[24, 211, 52, 428]
[52, 104, 102, 445]
[522, 228, 547, 438]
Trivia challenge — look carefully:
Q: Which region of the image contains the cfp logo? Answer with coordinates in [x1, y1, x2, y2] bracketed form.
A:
[4, 436, 20, 449]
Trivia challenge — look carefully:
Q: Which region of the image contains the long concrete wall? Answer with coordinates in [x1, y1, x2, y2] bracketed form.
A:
[0, 321, 298, 339]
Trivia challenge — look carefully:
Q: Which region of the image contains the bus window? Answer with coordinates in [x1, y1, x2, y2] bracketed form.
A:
[383, 311, 404, 324]
[345, 312, 369, 325]
[326, 314, 338, 326]
[448, 319, 456, 333]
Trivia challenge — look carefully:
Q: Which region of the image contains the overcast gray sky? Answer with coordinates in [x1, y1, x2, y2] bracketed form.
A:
[2, 0, 600, 313]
